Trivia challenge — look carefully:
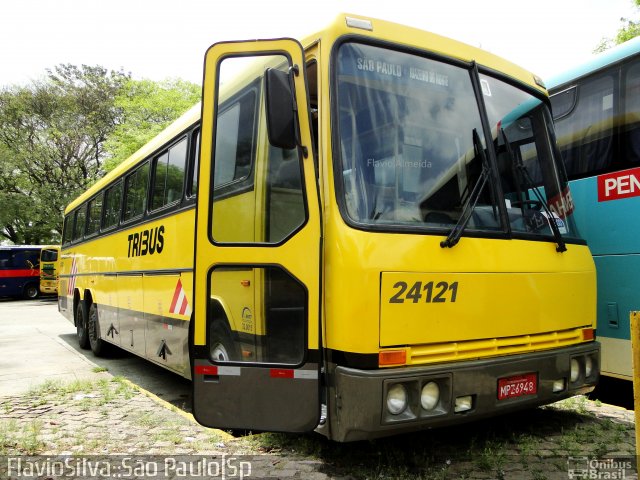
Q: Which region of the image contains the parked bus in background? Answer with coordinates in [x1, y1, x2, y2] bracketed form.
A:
[0, 245, 42, 299]
[39, 245, 60, 295]
[58, 14, 599, 441]
[547, 36, 640, 381]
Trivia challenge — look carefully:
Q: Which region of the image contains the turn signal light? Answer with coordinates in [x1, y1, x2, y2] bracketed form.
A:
[379, 350, 407, 366]
[582, 328, 595, 341]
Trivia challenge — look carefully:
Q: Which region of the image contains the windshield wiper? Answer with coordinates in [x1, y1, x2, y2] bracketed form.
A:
[501, 128, 567, 253]
[441, 129, 490, 249]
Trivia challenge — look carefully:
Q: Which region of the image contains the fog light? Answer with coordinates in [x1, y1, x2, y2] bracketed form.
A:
[570, 358, 580, 383]
[421, 382, 440, 411]
[585, 356, 594, 378]
[387, 384, 408, 415]
[552, 379, 565, 393]
[454, 395, 473, 413]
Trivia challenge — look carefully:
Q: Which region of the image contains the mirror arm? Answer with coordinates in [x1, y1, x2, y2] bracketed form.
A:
[288, 64, 308, 158]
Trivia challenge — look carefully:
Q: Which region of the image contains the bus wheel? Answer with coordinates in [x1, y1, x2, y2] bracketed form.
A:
[210, 323, 236, 362]
[23, 284, 40, 300]
[76, 301, 90, 350]
[88, 303, 110, 357]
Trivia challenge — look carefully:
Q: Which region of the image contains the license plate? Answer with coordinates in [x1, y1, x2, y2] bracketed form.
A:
[497, 373, 537, 400]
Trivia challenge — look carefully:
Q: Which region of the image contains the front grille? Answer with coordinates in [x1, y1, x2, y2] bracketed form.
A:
[408, 328, 585, 365]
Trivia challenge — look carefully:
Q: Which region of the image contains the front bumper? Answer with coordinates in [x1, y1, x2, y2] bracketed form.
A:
[323, 342, 599, 442]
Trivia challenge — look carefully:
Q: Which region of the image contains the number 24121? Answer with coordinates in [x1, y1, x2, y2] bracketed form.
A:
[389, 281, 458, 304]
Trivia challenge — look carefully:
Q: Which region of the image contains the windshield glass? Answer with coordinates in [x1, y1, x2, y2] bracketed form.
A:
[335, 42, 580, 241]
[480, 73, 579, 239]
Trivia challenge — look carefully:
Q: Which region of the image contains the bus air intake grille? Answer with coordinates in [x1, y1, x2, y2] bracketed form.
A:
[408, 328, 584, 365]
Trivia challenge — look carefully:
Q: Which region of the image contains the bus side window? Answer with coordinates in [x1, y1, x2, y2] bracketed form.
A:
[550, 86, 577, 120]
[210, 72, 259, 243]
[624, 62, 640, 165]
[151, 137, 187, 211]
[0, 250, 10, 267]
[266, 145, 305, 242]
[553, 74, 615, 178]
[188, 129, 200, 198]
[26, 250, 39, 269]
[13, 250, 38, 269]
[123, 162, 150, 222]
[103, 181, 123, 230]
[62, 214, 74, 245]
[73, 205, 87, 242]
[213, 90, 257, 189]
[86, 193, 104, 237]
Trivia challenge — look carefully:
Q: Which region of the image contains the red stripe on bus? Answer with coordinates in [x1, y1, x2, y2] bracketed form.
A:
[194, 365, 218, 376]
[179, 296, 189, 315]
[0, 269, 39, 278]
[169, 280, 182, 312]
[270, 369, 294, 379]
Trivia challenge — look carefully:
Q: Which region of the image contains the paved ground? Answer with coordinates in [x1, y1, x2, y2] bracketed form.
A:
[0, 298, 638, 479]
[0, 297, 190, 407]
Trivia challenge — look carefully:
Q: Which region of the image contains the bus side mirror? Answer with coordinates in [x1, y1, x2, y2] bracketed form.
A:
[265, 68, 297, 150]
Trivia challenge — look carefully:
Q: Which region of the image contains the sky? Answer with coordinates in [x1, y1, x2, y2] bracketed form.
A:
[0, 0, 636, 87]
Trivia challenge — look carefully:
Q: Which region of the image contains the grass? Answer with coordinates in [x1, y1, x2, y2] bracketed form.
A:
[551, 395, 593, 416]
[151, 429, 184, 445]
[27, 378, 95, 398]
[1, 377, 140, 456]
[134, 412, 164, 428]
[232, 396, 635, 479]
[0, 419, 44, 455]
[2, 376, 635, 478]
[475, 440, 507, 473]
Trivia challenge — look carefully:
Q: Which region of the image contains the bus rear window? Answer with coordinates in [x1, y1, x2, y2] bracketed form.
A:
[41, 249, 58, 262]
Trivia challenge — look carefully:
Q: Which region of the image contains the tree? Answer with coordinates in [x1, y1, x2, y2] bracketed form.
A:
[595, 0, 640, 52]
[0, 65, 200, 245]
[0, 64, 129, 244]
[104, 78, 200, 171]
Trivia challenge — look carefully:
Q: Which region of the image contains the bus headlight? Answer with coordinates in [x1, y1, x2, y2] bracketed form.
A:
[420, 382, 440, 411]
[585, 356, 594, 378]
[386, 384, 408, 415]
[570, 358, 580, 383]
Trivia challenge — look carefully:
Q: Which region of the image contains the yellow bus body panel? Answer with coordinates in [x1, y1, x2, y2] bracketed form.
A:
[322, 214, 595, 358]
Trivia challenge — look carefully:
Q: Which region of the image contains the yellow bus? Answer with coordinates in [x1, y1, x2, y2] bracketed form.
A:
[39, 245, 60, 295]
[58, 14, 599, 441]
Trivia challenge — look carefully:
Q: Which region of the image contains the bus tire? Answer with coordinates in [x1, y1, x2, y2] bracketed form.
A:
[76, 301, 90, 350]
[88, 303, 111, 357]
[23, 283, 40, 300]
[210, 322, 237, 362]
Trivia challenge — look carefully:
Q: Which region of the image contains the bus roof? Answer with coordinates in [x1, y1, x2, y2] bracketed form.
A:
[547, 36, 640, 90]
[65, 13, 547, 214]
[310, 13, 543, 90]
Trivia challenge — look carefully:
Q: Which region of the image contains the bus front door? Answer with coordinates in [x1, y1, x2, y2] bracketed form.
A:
[192, 39, 322, 432]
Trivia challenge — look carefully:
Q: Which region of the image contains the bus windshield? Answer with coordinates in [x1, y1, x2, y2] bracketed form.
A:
[335, 42, 580, 242]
